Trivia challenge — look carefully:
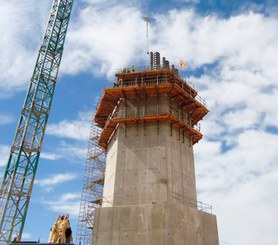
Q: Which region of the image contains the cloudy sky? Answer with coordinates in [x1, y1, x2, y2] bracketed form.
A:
[0, 0, 277, 244]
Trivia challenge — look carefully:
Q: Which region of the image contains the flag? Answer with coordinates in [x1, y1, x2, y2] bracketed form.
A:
[180, 60, 186, 69]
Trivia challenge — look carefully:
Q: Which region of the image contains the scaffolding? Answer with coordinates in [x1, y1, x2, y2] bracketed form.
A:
[95, 68, 209, 149]
[76, 121, 106, 245]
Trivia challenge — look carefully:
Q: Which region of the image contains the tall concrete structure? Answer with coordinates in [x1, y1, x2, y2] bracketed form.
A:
[93, 52, 219, 245]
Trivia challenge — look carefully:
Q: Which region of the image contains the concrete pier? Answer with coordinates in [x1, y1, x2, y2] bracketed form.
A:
[93, 66, 219, 245]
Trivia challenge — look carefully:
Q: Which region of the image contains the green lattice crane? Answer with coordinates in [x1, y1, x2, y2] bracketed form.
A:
[0, 0, 74, 243]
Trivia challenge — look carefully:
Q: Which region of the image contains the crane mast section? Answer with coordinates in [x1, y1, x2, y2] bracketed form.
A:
[0, 0, 74, 243]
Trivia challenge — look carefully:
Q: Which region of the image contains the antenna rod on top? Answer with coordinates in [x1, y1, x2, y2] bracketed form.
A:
[143, 17, 152, 55]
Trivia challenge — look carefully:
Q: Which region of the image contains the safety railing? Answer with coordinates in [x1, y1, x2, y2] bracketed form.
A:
[101, 192, 213, 213]
[172, 192, 212, 213]
[112, 66, 207, 108]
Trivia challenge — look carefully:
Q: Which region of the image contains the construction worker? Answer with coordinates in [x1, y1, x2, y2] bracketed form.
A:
[131, 65, 136, 72]
[12, 236, 20, 243]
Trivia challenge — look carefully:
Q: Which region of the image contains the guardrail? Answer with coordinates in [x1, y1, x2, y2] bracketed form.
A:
[172, 192, 212, 213]
[111, 66, 208, 108]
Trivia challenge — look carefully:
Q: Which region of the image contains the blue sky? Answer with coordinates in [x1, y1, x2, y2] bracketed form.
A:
[0, 0, 278, 244]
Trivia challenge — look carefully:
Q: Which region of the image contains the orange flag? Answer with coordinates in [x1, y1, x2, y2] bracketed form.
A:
[180, 60, 186, 69]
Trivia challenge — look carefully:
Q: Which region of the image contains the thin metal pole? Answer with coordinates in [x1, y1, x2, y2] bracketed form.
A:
[143, 17, 152, 55]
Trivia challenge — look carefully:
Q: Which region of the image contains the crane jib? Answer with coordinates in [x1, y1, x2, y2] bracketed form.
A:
[0, 0, 74, 243]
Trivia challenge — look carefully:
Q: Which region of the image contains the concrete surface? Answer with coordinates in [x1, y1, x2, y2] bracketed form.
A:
[93, 203, 218, 245]
[102, 122, 197, 208]
[95, 90, 219, 245]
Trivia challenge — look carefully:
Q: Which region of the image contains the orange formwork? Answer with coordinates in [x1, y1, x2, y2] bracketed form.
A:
[98, 114, 203, 149]
[95, 69, 209, 149]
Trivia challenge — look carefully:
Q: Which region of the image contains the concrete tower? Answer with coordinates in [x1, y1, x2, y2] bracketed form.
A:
[93, 53, 219, 245]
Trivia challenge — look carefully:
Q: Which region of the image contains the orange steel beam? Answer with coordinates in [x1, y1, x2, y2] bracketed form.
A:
[95, 82, 208, 127]
[98, 114, 203, 149]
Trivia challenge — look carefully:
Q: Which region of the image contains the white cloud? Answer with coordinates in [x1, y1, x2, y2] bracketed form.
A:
[43, 112, 92, 161]
[176, 0, 200, 3]
[47, 120, 90, 141]
[58, 141, 88, 161]
[22, 232, 32, 240]
[0, 114, 14, 125]
[0, 1, 51, 97]
[209, 171, 278, 245]
[60, 192, 81, 202]
[196, 130, 278, 187]
[0, 145, 10, 167]
[182, 13, 278, 243]
[40, 152, 63, 161]
[36, 173, 77, 186]
[62, 4, 146, 77]
[42, 192, 81, 217]
[195, 130, 278, 245]
[222, 108, 260, 131]
[35, 173, 78, 192]
[152, 11, 278, 71]
[40, 141, 88, 164]
[47, 112, 91, 141]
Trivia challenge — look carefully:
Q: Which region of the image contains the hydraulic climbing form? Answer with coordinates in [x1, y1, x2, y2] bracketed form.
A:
[0, 0, 74, 243]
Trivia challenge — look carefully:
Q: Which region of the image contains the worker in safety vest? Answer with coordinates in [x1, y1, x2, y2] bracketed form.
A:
[131, 65, 136, 72]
